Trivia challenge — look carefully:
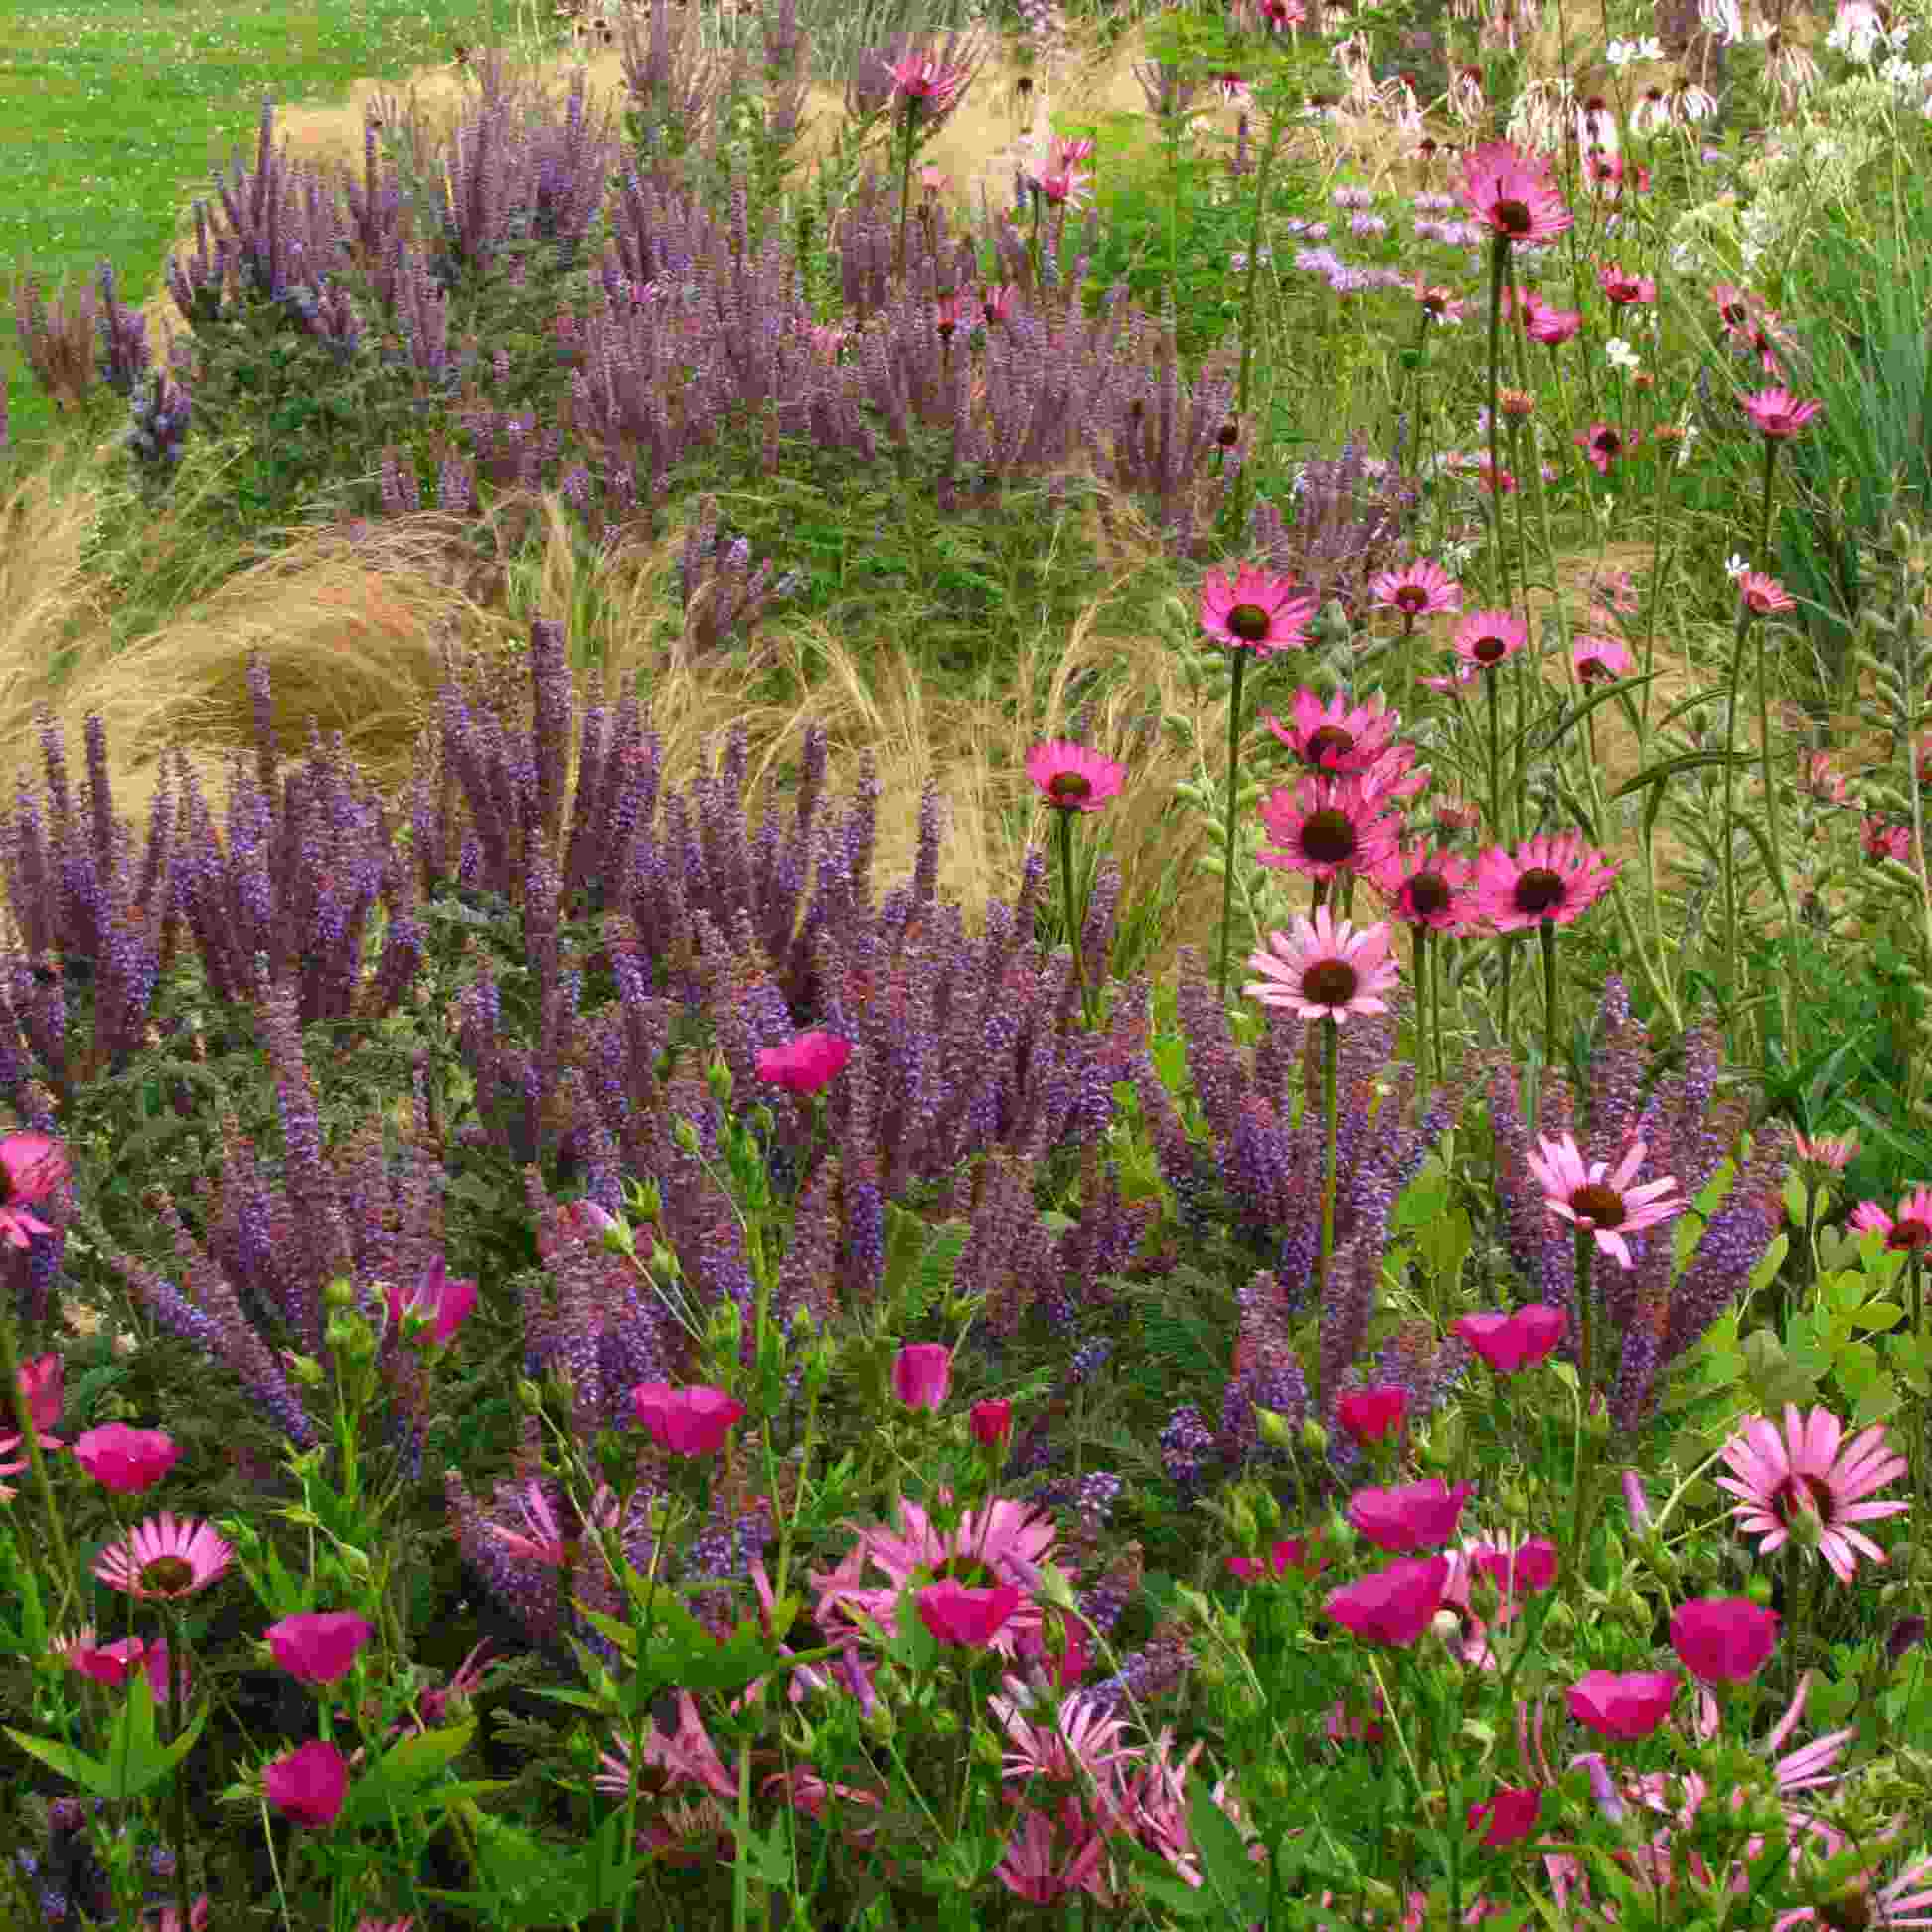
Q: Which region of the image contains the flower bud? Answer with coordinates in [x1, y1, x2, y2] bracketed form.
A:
[517, 1378, 546, 1414]
[672, 1116, 703, 1158]
[324, 1277, 357, 1311]
[285, 1353, 326, 1388]
[1299, 1417, 1330, 1458]
[1254, 1406, 1294, 1450]
[705, 1055, 734, 1106]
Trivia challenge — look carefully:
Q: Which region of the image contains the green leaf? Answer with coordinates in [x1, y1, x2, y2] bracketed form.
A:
[1185, 1780, 1267, 1918]
[6, 1675, 206, 1801]
[1749, 1233, 1789, 1296]
[1742, 1330, 1820, 1410]
[338, 1721, 476, 1830]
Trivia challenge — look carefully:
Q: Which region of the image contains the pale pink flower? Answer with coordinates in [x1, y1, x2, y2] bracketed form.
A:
[1455, 140, 1574, 242]
[1027, 741, 1126, 814]
[0, 1130, 66, 1248]
[886, 48, 972, 113]
[483, 1480, 572, 1566]
[1743, 386, 1823, 440]
[1243, 910, 1400, 1023]
[1741, 570, 1796, 614]
[1792, 1132, 1857, 1172]
[1524, 1132, 1685, 1268]
[595, 1688, 738, 1802]
[1368, 559, 1462, 625]
[93, 1514, 234, 1601]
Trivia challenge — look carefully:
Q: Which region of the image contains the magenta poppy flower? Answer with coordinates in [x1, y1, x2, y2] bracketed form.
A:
[60, 1627, 178, 1700]
[1468, 1785, 1542, 1847]
[73, 1423, 179, 1496]
[267, 1611, 377, 1686]
[969, 1398, 1013, 1447]
[891, 1343, 952, 1411]
[1199, 564, 1318, 656]
[756, 1031, 852, 1095]
[1455, 140, 1573, 243]
[1323, 1555, 1452, 1646]
[1568, 1669, 1678, 1739]
[0, 1130, 66, 1248]
[1026, 741, 1126, 814]
[629, 1382, 747, 1456]
[1525, 1132, 1686, 1269]
[1669, 1597, 1779, 1683]
[383, 1258, 477, 1348]
[1348, 1478, 1472, 1552]
[1742, 386, 1822, 440]
[1452, 1305, 1566, 1373]
[1470, 1537, 1558, 1597]
[264, 1738, 351, 1829]
[917, 1579, 1022, 1648]
[1337, 1385, 1408, 1445]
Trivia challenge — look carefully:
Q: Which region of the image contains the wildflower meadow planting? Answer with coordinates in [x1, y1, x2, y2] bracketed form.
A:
[5, 0, 1932, 1919]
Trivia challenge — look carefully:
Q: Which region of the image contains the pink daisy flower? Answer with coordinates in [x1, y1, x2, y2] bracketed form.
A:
[1368, 841, 1477, 931]
[1243, 910, 1400, 1024]
[1451, 609, 1529, 672]
[1849, 1186, 1932, 1253]
[595, 1689, 738, 1803]
[1570, 632, 1636, 683]
[1262, 690, 1404, 776]
[1523, 1132, 1686, 1269]
[1576, 423, 1635, 475]
[1368, 560, 1462, 627]
[886, 48, 972, 113]
[1026, 741, 1125, 814]
[1598, 262, 1656, 305]
[1792, 1132, 1857, 1172]
[1743, 387, 1823, 440]
[1740, 570, 1795, 615]
[1199, 564, 1318, 656]
[93, 1513, 235, 1601]
[1255, 774, 1402, 883]
[1715, 1404, 1909, 1584]
[1525, 300, 1583, 346]
[1474, 831, 1620, 929]
[0, 1130, 66, 1248]
[1455, 140, 1574, 244]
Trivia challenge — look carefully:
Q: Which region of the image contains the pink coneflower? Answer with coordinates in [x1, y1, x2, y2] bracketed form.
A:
[980, 282, 1019, 325]
[1474, 831, 1620, 930]
[1739, 570, 1795, 615]
[1865, 817, 1915, 867]
[1200, 564, 1318, 656]
[1368, 559, 1462, 627]
[1052, 136, 1096, 166]
[1792, 1132, 1857, 1172]
[0, 1130, 66, 1248]
[596, 1689, 737, 1801]
[1033, 165, 1093, 209]
[1262, 690, 1403, 776]
[1571, 632, 1636, 682]
[1527, 303, 1583, 346]
[1849, 1186, 1932, 1252]
[1798, 752, 1847, 806]
[1455, 140, 1574, 243]
[1451, 609, 1530, 672]
[886, 48, 972, 113]
[1743, 386, 1823, 440]
[1598, 262, 1657, 305]
[1524, 1132, 1686, 1268]
[94, 1514, 235, 1602]
[1716, 1404, 1909, 1583]
[484, 1480, 573, 1566]
[1577, 423, 1635, 475]
[1255, 774, 1402, 883]
[1027, 741, 1125, 814]
[1414, 280, 1465, 323]
[1243, 910, 1400, 1023]
[1368, 841, 1477, 931]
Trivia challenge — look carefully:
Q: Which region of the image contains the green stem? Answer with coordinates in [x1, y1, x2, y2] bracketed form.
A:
[1721, 599, 1755, 1033]
[1056, 807, 1087, 1022]
[894, 105, 918, 281]
[1316, 1017, 1339, 1409]
[1539, 919, 1559, 1077]
[1415, 926, 1433, 1089]
[1485, 233, 1512, 604]
[1215, 647, 1249, 1006]
[1231, 109, 1288, 540]
[165, 1609, 194, 1932]
[1751, 438, 1797, 1038]
[1573, 1226, 1598, 1424]
[0, 1309, 77, 1626]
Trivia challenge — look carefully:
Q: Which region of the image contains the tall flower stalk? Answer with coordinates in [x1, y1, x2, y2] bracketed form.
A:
[1027, 740, 1127, 1028]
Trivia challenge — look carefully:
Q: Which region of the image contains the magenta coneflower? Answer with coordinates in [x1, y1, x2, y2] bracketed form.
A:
[1263, 691, 1403, 776]
[1369, 842, 1477, 931]
[1451, 609, 1530, 673]
[1526, 304, 1582, 346]
[1256, 774, 1402, 883]
[94, 1513, 235, 1602]
[1743, 386, 1823, 440]
[1474, 831, 1620, 930]
[1027, 741, 1125, 814]
[1524, 1132, 1686, 1269]
[1597, 263, 1656, 305]
[1200, 564, 1318, 656]
[1368, 559, 1462, 628]
[1244, 910, 1400, 1023]
[1849, 1187, 1932, 1253]
[1716, 1404, 1909, 1583]
[1414, 280, 1465, 324]
[886, 48, 972, 113]
[1455, 140, 1574, 243]
[1793, 1132, 1858, 1172]
[1570, 633, 1636, 683]
[1739, 570, 1794, 615]
[1865, 817, 1914, 867]
[1577, 423, 1635, 475]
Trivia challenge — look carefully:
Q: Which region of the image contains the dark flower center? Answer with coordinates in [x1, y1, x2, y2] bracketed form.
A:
[1512, 867, 1566, 914]
[1578, 653, 1612, 682]
[1887, 1218, 1932, 1252]
[1227, 602, 1273, 643]
[1568, 1182, 1626, 1227]
[1304, 725, 1356, 766]
[140, 1555, 196, 1595]
[1395, 584, 1428, 613]
[1302, 960, 1360, 1006]
[1473, 632, 1510, 663]
[1771, 1473, 1835, 1528]
[1048, 772, 1092, 805]
[934, 1556, 998, 1588]
[1408, 871, 1451, 915]
[1595, 430, 1622, 455]
[1493, 197, 1533, 237]
[1301, 808, 1359, 865]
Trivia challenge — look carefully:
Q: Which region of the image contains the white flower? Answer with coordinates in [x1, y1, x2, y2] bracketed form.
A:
[1677, 422, 1701, 468]
[1700, 0, 1744, 41]
[1607, 34, 1666, 63]
[1604, 336, 1643, 373]
[1726, 552, 1749, 578]
[1676, 81, 1720, 122]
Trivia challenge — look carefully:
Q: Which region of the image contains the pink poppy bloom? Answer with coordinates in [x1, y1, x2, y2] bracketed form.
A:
[1716, 1403, 1910, 1584]
[630, 1382, 747, 1456]
[1262, 689, 1403, 776]
[1474, 831, 1621, 930]
[74, 1423, 179, 1495]
[1452, 1304, 1566, 1373]
[1243, 910, 1400, 1024]
[1337, 1385, 1407, 1445]
[1455, 140, 1574, 243]
[891, 1343, 952, 1411]
[1743, 386, 1823, 440]
[267, 1611, 377, 1686]
[1369, 841, 1477, 932]
[1865, 817, 1915, 867]
[1199, 564, 1318, 656]
[1670, 1597, 1779, 1683]
[94, 1513, 234, 1601]
[1571, 632, 1636, 683]
[383, 1258, 477, 1348]
[1524, 1132, 1685, 1268]
[970, 1398, 1013, 1447]
[1576, 423, 1635, 475]
[1255, 774, 1402, 883]
[1468, 1785, 1542, 1847]
[1470, 1537, 1559, 1599]
[1849, 1186, 1932, 1251]
[60, 1627, 178, 1700]
[1740, 570, 1795, 615]
[918, 1578, 1023, 1647]
[1349, 1478, 1473, 1552]
[1527, 304, 1583, 346]
[1226, 1534, 1326, 1583]
[886, 48, 971, 112]
[1368, 559, 1463, 626]
[1451, 609, 1530, 672]
[756, 1030, 852, 1094]
[1026, 740, 1126, 814]
[0, 1130, 66, 1248]
[1323, 1554, 1452, 1646]
[264, 1738, 351, 1829]
[1568, 1669, 1679, 1739]
[1598, 263, 1656, 305]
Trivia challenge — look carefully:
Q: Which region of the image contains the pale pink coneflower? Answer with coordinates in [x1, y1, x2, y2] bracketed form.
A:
[1792, 1132, 1857, 1173]
[1199, 564, 1318, 656]
[1262, 690, 1403, 776]
[1027, 741, 1126, 814]
[1243, 910, 1401, 1024]
[1524, 1132, 1686, 1268]
[886, 49, 972, 113]
[1739, 570, 1795, 615]
[1452, 610, 1530, 672]
[1474, 830, 1620, 930]
[0, 1130, 66, 1248]
[1255, 773, 1403, 883]
[93, 1513, 235, 1602]
[1743, 386, 1823, 440]
[1455, 140, 1574, 242]
[1368, 559, 1462, 627]
[1571, 633, 1636, 683]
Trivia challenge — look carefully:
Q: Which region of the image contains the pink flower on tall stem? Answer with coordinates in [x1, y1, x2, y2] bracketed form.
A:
[1451, 609, 1529, 672]
[891, 1343, 952, 1411]
[1669, 1597, 1779, 1683]
[1576, 423, 1635, 475]
[756, 1031, 852, 1095]
[1455, 140, 1574, 243]
[1369, 841, 1477, 932]
[1715, 1403, 1909, 1583]
[1793, 1132, 1858, 1172]
[267, 1611, 377, 1686]
[1452, 1304, 1565, 1372]
[14, 1352, 64, 1440]
[1850, 1187, 1932, 1251]
[1337, 1384, 1407, 1445]
[73, 1424, 179, 1495]
[1349, 1478, 1472, 1552]
[1598, 262, 1656, 305]
[94, 1514, 234, 1602]
[1743, 386, 1823, 440]
[1526, 303, 1582, 346]
[970, 1399, 1013, 1447]
[1570, 632, 1636, 683]
[1468, 1786, 1542, 1847]
[0, 1130, 66, 1247]
[1263, 690, 1403, 776]
[1739, 570, 1795, 615]
[1474, 832, 1620, 931]
[1568, 1669, 1678, 1739]
[1243, 910, 1400, 1023]
[886, 48, 972, 113]
[1256, 775, 1402, 883]
[1026, 741, 1125, 814]
[60, 1627, 178, 1700]
[1368, 559, 1462, 627]
[264, 1738, 351, 1829]
[1323, 1555, 1452, 1646]
[1524, 1133, 1685, 1268]
[1199, 564, 1318, 656]
[630, 1382, 747, 1456]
